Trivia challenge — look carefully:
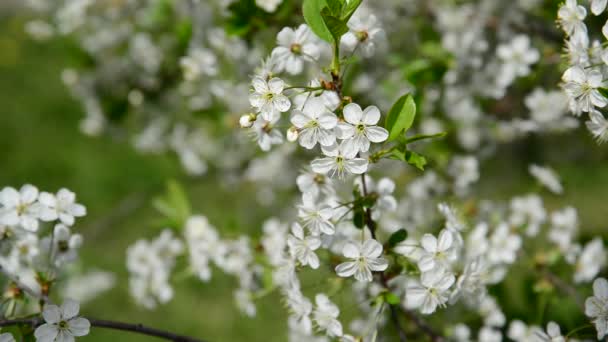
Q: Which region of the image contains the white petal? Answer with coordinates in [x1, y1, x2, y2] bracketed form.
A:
[420, 234, 438, 253]
[343, 103, 363, 124]
[592, 0, 607, 15]
[34, 324, 59, 342]
[61, 299, 80, 319]
[344, 159, 368, 174]
[251, 77, 268, 93]
[367, 257, 389, 272]
[361, 106, 381, 125]
[273, 94, 291, 112]
[268, 77, 285, 94]
[361, 239, 383, 258]
[335, 261, 357, 277]
[42, 305, 62, 324]
[68, 317, 90, 336]
[342, 242, 360, 258]
[311, 157, 336, 174]
[365, 126, 389, 143]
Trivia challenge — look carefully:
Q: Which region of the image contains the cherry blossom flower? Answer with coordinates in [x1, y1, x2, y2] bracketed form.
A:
[0, 185, 42, 232]
[341, 13, 384, 57]
[562, 65, 606, 114]
[586, 110, 608, 143]
[38, 188, 86, 226]
[249, 76, 291, 121]
[418, 229, 458, 274]
[297, 193, 335, 235]
[405, 269, 455, 314]
[271, 24, 320, 75]
[34, 299, 90, 342]
[287, 223, 321, 269]
[290, 97, 338, 149]
[313, 294, 343, 337]
[335, 239, 388, 282]
[311, 142, 368, 178]
[585, 277, 608, 340]
[336, 103, 388, 155]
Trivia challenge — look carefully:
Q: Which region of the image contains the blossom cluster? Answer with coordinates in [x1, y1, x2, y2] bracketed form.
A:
[10, 0, 608, 341]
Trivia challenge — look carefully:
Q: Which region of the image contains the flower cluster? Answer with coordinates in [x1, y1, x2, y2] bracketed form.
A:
[558, 0, 608, 142]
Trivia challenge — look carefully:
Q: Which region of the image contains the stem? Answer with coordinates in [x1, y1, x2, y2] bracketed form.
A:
[331, 41, 341, 76]
[0, 317, 205, 342]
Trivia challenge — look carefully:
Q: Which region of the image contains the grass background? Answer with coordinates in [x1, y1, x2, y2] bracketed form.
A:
[1, 8, 607, 342]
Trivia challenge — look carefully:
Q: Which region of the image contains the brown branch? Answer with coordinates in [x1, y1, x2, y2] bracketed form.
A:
[0, 317, 204, 342]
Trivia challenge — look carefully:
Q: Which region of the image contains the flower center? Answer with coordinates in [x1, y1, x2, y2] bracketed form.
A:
[356, 30, 369, 42]
[313, 174, 325, 185]
[290, 43, 302, 55]
[59, 320, 68, 329]
[356, 123, 366, 132]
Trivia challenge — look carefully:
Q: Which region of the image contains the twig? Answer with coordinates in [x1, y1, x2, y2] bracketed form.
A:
[0, 317, 205, 342]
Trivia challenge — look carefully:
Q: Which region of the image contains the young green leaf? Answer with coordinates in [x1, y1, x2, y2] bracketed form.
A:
[384, 292, 401, 305]
[385, 93, 416, 141]
[341, 0, 362, 22]
[388, 229, 408, 247]
[320, 7, 349, 42]
[405, 131, 447, 144]
[405, 151, 427, 170]
[302, 0, 333, 42]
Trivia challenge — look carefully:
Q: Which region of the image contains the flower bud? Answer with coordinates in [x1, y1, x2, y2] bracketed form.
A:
[287, 126, 299, 142]
[239, 114, 256, 128]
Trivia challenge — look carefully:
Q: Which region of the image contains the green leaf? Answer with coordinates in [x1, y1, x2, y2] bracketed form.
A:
[353, 209, 365, 229]
[405, 151, 427, 170]
[385, 93, 416, 141]
[404, 132, 447, 144]
[341, 0, 363, 22]
[388, 229, 408, 247]
[325, 0, 344, 16]
[384, 292, 401, 305]
[599, 87, 608, 98]
[152, 180, 191, 227]
[302, 0, 332, 42]
[320, 7, 349, 42]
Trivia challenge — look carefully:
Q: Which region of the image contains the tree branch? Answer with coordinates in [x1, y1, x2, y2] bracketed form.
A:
[0, 317, 205, 342]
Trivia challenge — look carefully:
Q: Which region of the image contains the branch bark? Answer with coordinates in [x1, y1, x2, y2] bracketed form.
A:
[0, 317, 205, 342]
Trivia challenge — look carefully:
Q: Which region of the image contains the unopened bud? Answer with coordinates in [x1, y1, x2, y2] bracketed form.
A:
[239, 113, 256, 128]
[287, 126, 299, 142]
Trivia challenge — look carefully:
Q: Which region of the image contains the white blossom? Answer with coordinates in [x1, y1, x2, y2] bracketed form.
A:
[290, 97, 338, 149]
[311, 142, 368, 179]
[405, 269, 455, 314]
[335, 239, 388, 282]
[34, 299, 90, 342]
[336, 103, 388, 155]
[313, 294, 343, 337]
[271, 24, 320, 75]
[249, 77, 291, 121]
[287, 223, 321, 269]
[585, 277, 608, 340]
[38, 188, 86, 226]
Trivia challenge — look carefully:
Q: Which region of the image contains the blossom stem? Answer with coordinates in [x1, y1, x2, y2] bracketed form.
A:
[0, 317, 205, 342]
